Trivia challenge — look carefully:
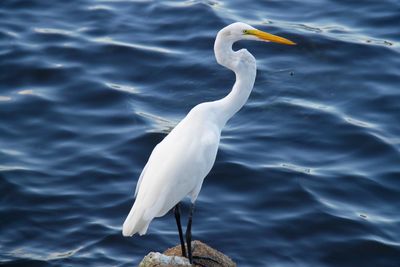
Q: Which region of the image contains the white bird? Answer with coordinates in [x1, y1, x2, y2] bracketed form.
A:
[123, 22, 295, 263]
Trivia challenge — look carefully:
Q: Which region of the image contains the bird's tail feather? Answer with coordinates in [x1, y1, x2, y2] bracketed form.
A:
[122, 205, 150, 236]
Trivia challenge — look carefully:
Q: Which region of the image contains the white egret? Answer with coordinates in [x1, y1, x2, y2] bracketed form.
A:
[123, 22, 295, 263]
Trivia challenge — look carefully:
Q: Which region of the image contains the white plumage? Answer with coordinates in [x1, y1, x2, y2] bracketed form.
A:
[122, 22, 295, 238]
[123, 104, 220, 236]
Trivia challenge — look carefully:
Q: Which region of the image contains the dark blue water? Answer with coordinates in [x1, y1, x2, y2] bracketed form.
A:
[1, 0, 400, 266]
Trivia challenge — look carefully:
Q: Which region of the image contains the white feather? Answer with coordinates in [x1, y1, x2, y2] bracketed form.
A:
[122, 21, 296, 236]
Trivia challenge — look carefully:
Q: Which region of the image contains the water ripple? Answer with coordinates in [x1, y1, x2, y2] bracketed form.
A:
[1, 0, 400, 266]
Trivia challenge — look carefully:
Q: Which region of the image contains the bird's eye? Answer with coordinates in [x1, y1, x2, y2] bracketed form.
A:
[242, 30, 247, 34]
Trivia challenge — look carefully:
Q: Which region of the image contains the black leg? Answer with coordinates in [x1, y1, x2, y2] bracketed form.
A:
[173, 203, 187, 257]
[185, 203, 195, 264]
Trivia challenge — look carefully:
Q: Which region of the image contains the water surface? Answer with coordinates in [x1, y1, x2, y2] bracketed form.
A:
[1, 0, 400, 266]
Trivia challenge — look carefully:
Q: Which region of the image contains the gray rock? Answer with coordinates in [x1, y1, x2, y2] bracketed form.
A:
[138, 240, 236, 267]
[139, 252, 190, 267]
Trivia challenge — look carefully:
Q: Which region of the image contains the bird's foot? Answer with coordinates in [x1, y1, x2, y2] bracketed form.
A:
[179, 245, 187, 258]
[191, 259, 208, 267]
[188, 241, 222, 266]
[192, 255, 222, 266]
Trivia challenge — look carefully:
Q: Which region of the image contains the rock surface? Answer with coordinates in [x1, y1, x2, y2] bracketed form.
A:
[138, 252, 190, 267]
[138, 240, 236, 267]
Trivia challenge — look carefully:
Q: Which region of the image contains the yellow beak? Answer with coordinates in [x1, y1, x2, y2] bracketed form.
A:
[246, 29, 296, 45]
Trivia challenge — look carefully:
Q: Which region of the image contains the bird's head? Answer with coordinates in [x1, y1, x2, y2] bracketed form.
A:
[220, 22, 296, 45]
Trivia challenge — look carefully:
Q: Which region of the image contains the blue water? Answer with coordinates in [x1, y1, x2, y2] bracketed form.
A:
[1, 0, 400, 266]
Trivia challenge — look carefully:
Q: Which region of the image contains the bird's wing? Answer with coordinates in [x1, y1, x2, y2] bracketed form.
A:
[134, 161, 148, 197]
[140, 133, 209, 215]
[123, 104, 220, 236]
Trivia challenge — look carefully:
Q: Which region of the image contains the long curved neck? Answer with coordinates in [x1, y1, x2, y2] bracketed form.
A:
[213, 34, 257, 127]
